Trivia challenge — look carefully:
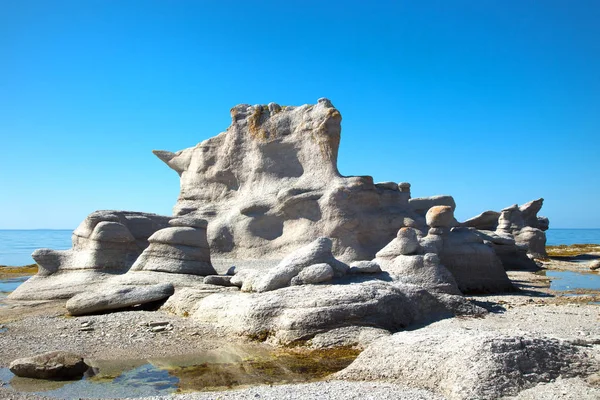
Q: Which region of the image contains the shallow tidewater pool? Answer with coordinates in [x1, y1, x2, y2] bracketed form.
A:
[543, 270, 600, 292]
[0, 276, 30, 305]
[0, 346, 360, 398]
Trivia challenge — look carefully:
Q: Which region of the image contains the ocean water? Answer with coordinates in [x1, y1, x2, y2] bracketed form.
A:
[545, 229, 600, 246]
[0, 228, 598, 266]
[0, 230, 73, 266]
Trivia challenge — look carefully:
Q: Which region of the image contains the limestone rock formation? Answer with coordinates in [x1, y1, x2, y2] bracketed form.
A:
[9, 211, 171, 300]
[154, 99, 422, 262]
[9, 351, 89, 380]
[35, 210, 171, 275]
[462, 198, 549, 263]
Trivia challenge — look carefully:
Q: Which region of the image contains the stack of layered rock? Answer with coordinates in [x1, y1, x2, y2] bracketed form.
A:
[130, 216, 216, 276]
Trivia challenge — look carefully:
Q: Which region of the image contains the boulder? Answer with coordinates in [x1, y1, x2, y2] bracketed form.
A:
[9, 351, 89, 380]
[426, 205, 455, 228]
[66, 283, 175, 316]
[229, 268, 262, 292]
[129, 221, 216, 276]
[291, 263, 334, 285]
[348, 260, 382, 274]
[336, 331, 598, 400]
[590, 260, 600, 271]
[252, 237, 347, 292]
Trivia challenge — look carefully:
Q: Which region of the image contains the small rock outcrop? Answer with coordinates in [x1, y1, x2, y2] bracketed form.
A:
[129, 216, 216, 276]
[252, 237, 347, 293]
[462, 198, 549, 263]
[9, 211, 171, 300]
[375, 227, 460, 295]
[9, 351, 89, 380]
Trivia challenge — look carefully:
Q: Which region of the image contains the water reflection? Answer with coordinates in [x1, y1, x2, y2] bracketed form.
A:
[1, 345, 360, 398]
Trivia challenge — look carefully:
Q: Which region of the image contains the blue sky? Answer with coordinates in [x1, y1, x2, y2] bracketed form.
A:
[1, 1, 598, 229]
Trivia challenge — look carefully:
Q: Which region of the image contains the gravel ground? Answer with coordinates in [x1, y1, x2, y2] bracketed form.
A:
[0, 307, 240, 366]
[143, 381, 444, 400]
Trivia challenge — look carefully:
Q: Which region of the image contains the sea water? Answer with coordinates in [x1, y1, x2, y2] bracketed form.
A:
[0, 230, 72, 266]
[0, 229, 599, 266]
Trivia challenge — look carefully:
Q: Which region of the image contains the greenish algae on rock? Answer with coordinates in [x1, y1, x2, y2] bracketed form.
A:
[167, 347, 361, 393]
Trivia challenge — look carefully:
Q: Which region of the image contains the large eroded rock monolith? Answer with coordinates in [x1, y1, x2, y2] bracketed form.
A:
[154, 99, 423, 262]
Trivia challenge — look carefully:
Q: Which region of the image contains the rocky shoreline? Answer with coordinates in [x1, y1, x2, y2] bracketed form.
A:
[0, 250, 599, 400]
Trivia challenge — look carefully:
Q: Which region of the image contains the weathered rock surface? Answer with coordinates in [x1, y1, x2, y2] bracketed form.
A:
[155, 99, 423, 262]
[336, 331, 599, 400]
[191, 280, 484, 345]
[379, 253, 461, 295]
[462, 210, 501, 231]
[308, 326, 391, 349]
[9, 351, 89, 380]
[438, 228, 514, 293]
[66, 283, 175, 316]
[252, 237, 347, 292]
[474, 230, 539, 271]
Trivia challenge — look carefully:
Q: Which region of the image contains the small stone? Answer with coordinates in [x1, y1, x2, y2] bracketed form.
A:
[203, 275, 234, 286]
[9, 351, 89, 380]
[148, 321, 170, 327]
[151, 326, 168, 333]
[589, 260, 600, 271]
[79, 327, 94, 332]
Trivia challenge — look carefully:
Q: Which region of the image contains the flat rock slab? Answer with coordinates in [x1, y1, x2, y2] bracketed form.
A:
[66, 283, 175, 316]
[9, 351, 89, 380]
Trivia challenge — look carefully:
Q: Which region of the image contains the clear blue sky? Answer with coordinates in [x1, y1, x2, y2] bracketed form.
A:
[1, 1, 598, 229]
